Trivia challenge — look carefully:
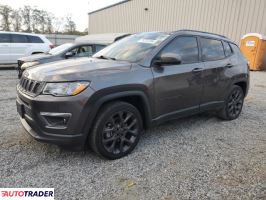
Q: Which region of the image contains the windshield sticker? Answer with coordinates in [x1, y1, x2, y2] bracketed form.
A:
[137, 39, 159, 44]
[137, 34, 170, 45]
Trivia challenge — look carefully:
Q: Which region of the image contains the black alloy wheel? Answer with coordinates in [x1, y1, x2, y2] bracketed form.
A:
[89, 101, 143, 159]
[227, 88, 244, 119]
[218, 85, 244, 120]
[102, 110, 139, 155]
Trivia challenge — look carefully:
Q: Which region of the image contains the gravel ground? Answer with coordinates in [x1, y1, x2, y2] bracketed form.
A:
[0, 70, 265, 200]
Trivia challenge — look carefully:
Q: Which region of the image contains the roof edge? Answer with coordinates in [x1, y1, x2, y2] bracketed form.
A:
[88, 0, 131, 15]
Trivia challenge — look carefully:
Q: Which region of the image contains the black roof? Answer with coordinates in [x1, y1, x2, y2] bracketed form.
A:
[175, 29, 235, 43]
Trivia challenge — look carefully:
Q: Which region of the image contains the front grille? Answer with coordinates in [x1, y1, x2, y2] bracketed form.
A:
[18, 77, 44, 97]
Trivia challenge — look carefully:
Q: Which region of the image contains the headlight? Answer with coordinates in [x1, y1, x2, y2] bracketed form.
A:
[21, 61, 40, 70]
[43, 82, 90, 96]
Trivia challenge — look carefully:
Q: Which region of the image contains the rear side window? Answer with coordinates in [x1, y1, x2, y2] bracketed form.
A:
[27, 35, 44, 43]
[223, 42, 233, 57]
[95, 45, 106, 52]
[11, 34, 28, 43]
[0, 34, 11, 43]
[230, 43, 245, 59]
[159, 36, 199, 64]
[230, 44, 241, 54]
[201, 38, 225, 61]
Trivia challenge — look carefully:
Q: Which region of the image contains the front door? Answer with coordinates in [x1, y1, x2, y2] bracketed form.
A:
[152, 36, 204, 118]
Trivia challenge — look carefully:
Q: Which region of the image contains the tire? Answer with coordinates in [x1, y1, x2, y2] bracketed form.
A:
[217, 85, 244, 120]
[89, 101, 143, 159]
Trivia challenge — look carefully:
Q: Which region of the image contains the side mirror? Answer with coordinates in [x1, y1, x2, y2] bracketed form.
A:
[65, 52, 74, 58]
[154, 53, 181, 66]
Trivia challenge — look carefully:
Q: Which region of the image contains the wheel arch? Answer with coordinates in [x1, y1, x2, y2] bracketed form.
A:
[93, 91, 153, 130]
[234, 81, 248, 96]
[81, 90, 153, 147]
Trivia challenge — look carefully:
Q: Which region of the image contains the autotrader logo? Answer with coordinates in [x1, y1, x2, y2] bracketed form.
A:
[0, 188, 54, 199]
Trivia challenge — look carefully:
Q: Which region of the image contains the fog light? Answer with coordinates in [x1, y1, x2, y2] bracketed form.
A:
[40, 112, 71, 129]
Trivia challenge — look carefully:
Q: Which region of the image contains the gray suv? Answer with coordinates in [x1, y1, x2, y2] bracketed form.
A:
[16, 30, 249, 159]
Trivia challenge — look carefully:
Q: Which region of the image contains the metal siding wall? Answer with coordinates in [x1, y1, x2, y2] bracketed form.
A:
[89, 0, 266, 43]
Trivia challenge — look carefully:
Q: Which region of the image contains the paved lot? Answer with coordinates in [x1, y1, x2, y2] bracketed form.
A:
[0, 70, 265, 200]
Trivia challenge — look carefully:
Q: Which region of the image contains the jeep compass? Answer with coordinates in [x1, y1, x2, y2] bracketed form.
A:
[16, 30, 249, 159]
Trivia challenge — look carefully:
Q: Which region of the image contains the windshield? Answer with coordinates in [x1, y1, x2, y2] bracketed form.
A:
[93, 32, 170, 62]
[49, 43, 74, 55]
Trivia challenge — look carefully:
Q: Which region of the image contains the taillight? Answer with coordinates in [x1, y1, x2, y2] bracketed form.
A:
[49, 44, 55, 49]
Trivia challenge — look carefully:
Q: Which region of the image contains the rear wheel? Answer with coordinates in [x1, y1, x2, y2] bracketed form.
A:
[89, 101, 143, 159]
[217, 85, 244, 120]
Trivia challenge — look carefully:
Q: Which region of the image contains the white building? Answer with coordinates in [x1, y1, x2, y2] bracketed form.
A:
[88, 0, 266, 43]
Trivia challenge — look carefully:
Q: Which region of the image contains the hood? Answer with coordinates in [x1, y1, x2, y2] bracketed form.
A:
[19, 53, 54, 62]
[25, 57, 132, 82]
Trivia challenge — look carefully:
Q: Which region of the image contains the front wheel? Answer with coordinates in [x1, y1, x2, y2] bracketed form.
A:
[217, 85, 244, 120]
[89, 101, 143, 159]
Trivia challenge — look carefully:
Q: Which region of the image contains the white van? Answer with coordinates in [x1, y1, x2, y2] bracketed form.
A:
[0, 31, 53, 64]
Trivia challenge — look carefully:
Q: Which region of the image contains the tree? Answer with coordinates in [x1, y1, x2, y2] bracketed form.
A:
[11, 8, 22, 32]
[22, 6, 32, 32]
[45, 14, 54, 33]
[0, 4, 12, 31]
[64, 15, 76, 34]
[53, 16, 64, 33]
[32, 7, 41, 32]
[0, 4, 79, 34]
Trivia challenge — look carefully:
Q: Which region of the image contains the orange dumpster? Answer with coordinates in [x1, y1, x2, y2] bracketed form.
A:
[240, 33, 266, 71]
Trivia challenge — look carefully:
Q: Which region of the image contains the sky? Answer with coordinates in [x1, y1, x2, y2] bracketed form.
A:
[0, 0, 123, 31]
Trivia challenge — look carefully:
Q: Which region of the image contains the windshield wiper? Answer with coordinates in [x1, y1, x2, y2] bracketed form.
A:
[96, 55, 116, 60]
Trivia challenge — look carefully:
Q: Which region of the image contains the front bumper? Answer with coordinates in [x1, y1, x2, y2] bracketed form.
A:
[20, 117, 84, 147]
[16, 87, 94, 149]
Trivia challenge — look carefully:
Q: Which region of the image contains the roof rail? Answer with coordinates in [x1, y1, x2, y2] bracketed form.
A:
[179, 29, 228, 38]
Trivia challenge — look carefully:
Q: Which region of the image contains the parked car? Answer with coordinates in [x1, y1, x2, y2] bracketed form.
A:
[17, 33, 130, 78]
[0, 31, 53, 65]
[16, 30, 249, 159]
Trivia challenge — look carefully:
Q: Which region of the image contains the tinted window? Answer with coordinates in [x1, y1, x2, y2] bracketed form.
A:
[95, 45, 106, 52]
[27, 35, 44, 43]
[75, 45, 93, 57]
[11, 34, 28, 43]
[159, 36, 199, 64]
[231, 43, 245, 59]
[223, 42, 233, 57]
[49, 43, 74, 55]
[231, 44, 241, 54]
[201, 38, 225, 61]
[0, 34, 11, 43]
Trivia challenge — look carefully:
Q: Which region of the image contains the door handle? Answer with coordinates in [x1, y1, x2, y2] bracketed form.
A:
[192, 68, 203, 72]
[226, 63, 233, 68]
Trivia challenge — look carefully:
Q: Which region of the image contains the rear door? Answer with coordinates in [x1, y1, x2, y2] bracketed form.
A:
[199, 37, 228, 110]
[0, 33, 12, 64]
[152, 36, 204, 118]
[10, 34, 32, 62]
